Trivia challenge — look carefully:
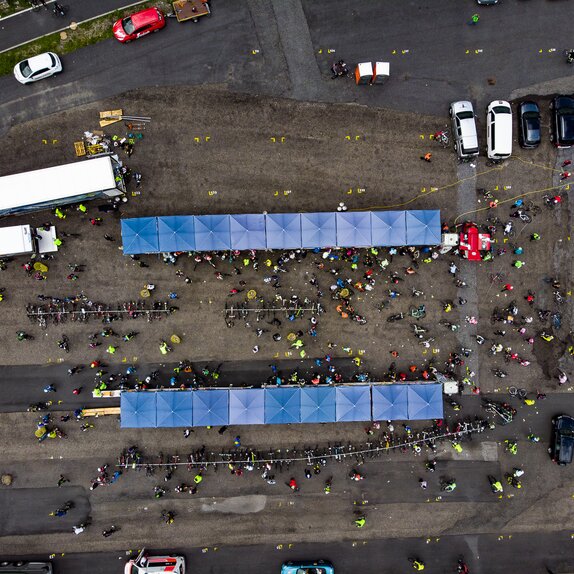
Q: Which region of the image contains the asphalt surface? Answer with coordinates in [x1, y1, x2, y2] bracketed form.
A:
[0, 0, 137, 52]
[2, 0, 574, 136]
[0, 359, 358, 412]
[0, 0, 573, 569]
[42, 532, 574, 574]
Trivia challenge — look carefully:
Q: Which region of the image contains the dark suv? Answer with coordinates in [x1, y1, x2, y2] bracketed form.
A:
[551, 96, 574, 147]
[550, 415, 574, 465]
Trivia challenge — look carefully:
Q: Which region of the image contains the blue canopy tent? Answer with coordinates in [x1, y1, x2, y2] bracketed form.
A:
[300, 212, 337, 249]
[371, 385, 409, 420]
[194, 215, 232, 251]
[264, 387, 300, 424]
[371, 211, 407, 246]
[335, 386, 372, 422]
[121, 218, 159, 255]
[229, 214, 267, 250]
[300, 387, 336, 423]
[407, 384, 444, 420]
[228, 389, 265, 425]
[265, 213, 302, 249]
[335, 212, 372, 247]
[156, 391, 193, 428]
[120, 392, 157, 428]
[192, 390, 229, 427]
[157, 216, 195, 252]
[405, 210, 441, 245]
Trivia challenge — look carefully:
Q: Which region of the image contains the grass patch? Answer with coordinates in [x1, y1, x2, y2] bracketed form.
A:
[0, 0, 31, 18]
[0, 0, 172, 76]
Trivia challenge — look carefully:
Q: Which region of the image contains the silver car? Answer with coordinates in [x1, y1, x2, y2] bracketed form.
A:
[14, 52, 62, 84]
[449, 101, 479, 160]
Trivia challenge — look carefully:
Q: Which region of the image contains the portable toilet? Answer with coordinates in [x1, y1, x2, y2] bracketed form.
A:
[355, 62, 373, 85]
[372, 62, 390, 84]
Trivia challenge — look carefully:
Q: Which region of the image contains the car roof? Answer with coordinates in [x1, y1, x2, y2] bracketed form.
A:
[25, 52, 54, 70]
[557, 415, 574, 430]
[488, 100, 511, 111]
[130, 7, 160, 27]
[555, 95, 574, 108]
[452, 100, 474, 113]
[520, 101, 539, 113]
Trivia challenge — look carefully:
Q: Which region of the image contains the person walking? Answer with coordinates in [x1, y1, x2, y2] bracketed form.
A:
[354, 515, 366, 528]
[57, 474, 70, 487]
[420, 153, 432, 162]
[470, 13, 479, 24]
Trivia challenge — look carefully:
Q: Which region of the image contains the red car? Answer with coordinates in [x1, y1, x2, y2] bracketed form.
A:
[113, 7, 166, 43]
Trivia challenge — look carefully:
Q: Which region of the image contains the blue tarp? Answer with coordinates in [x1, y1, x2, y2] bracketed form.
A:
[192, 390, 229, 427]
[156, 391, 193, 428]
[371, 385, 409, 420]
[299, 387, 336, 423]
[229, 214, 267, 250]
[264, 387, 301, 424]
[405, 210, 441, 245]
[194, 215, 232, 251]
[300, 212, 337, 248]
[335, 212, 372, 247]
[228, 389, 265, 425]
[371, 211, 407, 246]
[335, 386, 372, 422]
[157, 216, 195, 252]
[265, 213, 302, 249]
[120, 392, 157, 428]
[121, 218, 159, 255]
[407, 384, 444, 420]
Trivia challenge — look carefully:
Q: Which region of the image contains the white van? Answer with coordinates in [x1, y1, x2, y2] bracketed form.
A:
[486, 100, 512, 160]
[0, 224, 57, 257]
[449, 101, 479, 160]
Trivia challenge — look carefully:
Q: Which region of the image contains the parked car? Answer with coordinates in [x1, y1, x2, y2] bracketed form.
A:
[486, 100, 512, 160]
[13, 52, 62, 84]
[113, 7, 166, 43]
[281, 561, 334, 574]
[449, 101, 479, 160]
[551, 95, 574, 148]
[550, 414, 574, 465]
[518, 101, 541, 148]
[124, 550, 185, 574]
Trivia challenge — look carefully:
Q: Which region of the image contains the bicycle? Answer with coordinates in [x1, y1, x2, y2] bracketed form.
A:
[433, 130, 449, 148]
[477, 187, 494, 200]
[508, 386, 527, 399]
[52, 2, 68, 18]
[489, 272, 506, 284]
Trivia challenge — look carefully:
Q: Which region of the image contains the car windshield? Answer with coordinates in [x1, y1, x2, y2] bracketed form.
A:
[492, 106, 511, 114]
[296, 569, 327, 574]
[19, 61, 33, 77]
[457, 111, 474, 120]
[122, 16, 135, 34]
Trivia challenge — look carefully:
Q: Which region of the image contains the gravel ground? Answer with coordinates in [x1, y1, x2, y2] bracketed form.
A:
[0, 86, 571, 396]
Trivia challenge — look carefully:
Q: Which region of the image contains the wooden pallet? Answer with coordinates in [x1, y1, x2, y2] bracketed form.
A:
[74, 141, 86, 156]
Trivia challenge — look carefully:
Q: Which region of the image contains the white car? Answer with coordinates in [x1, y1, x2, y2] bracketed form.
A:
[13, 52, 62, 84]
[124, 550, 185, 574]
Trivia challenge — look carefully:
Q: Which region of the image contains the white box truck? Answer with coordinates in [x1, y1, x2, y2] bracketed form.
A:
[0, 225, 57, 258]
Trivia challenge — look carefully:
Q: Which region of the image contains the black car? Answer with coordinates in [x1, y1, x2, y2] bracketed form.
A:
[550, 415, 574, 465]
[518, 101, 541, 148]
[551, 96, 574, 147]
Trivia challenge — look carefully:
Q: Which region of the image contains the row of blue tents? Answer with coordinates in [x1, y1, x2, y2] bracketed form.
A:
[120, 384, 443, 428]
[121, 210, 441, 255]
